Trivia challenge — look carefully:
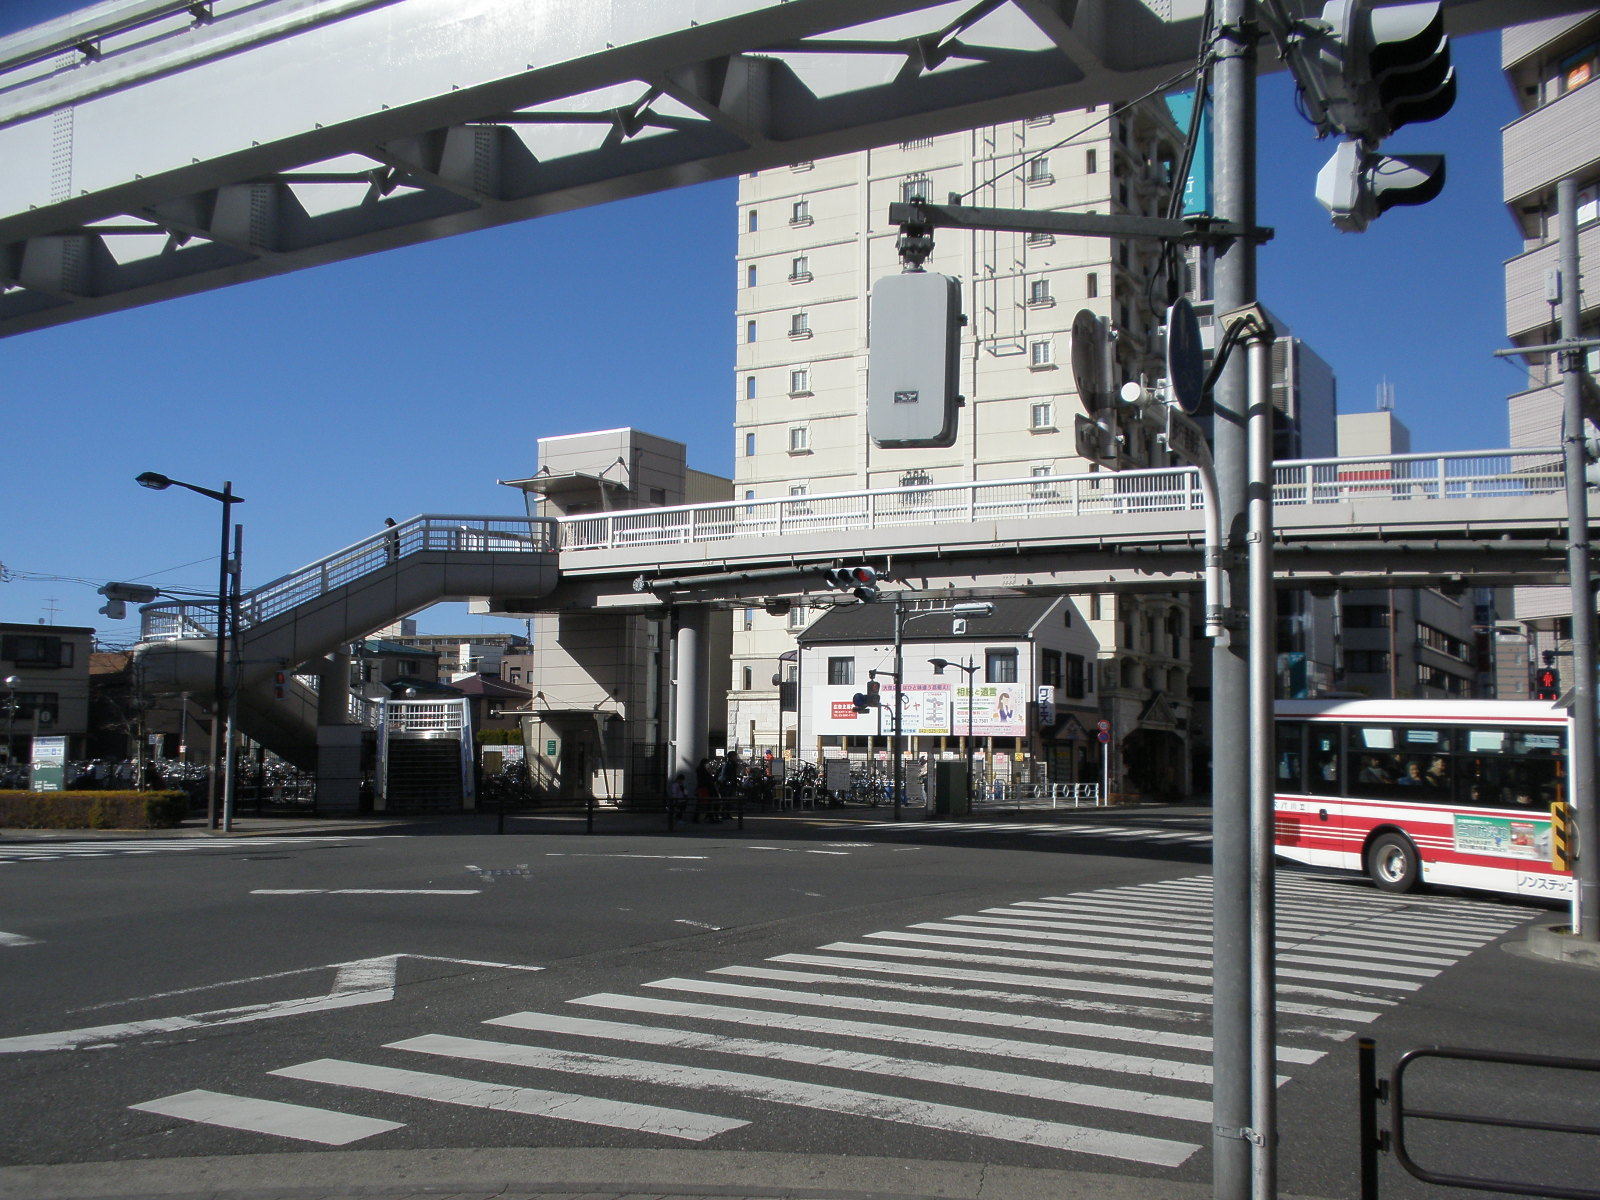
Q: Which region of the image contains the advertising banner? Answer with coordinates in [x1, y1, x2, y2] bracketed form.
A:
[1453, 813, 1548, 860]
[954, 684, 1027, 738]
[811, 684, 954, 736]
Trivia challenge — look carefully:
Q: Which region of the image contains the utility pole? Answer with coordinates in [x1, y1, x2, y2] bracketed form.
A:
[1210, 2, 1259, 1197]
[1558, 176, 1598, 942]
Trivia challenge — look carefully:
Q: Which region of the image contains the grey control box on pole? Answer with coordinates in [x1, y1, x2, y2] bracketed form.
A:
[867, 271, 963, 448]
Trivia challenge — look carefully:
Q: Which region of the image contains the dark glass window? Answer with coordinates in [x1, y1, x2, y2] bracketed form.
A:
[827, 657, 854, 686]
[1306, 724, 1341, 795]
[986, 650, 1018, 684]
[1276, 722, 1304, 791]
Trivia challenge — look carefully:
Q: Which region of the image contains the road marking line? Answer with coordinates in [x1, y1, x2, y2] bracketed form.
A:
[129, 1088, 401, 1145]
[395, 1032, 1200, 1167]
[674, 919, 724, 930]
[0, 930, 40, 947]
[457, 1015, 1216, 1122]
[271, 1058, 744, 1141]
[564, 992, 1221, 1084]
[250, 888, 481, 895]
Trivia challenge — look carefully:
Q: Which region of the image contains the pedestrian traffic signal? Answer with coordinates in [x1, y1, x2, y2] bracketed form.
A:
[825, 564, 881, 602]
[853, 679, 882, 712]
[1534, 667, 1560, 701]
[273, 670, 288, 700]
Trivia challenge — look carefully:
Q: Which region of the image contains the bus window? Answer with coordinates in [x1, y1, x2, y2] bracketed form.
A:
[1307, 728, 1340, 795]
[1275, 723, 1304, 790]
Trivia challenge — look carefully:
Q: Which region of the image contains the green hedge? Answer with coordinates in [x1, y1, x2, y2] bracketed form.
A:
[476, 729, 523, 745]
[0, 790, 189, 830]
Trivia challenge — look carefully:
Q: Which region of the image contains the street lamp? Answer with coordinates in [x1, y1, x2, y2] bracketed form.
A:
[891, 598, 993, 822]
[137, 471, 242, 830]
[929, 656, 980, 812]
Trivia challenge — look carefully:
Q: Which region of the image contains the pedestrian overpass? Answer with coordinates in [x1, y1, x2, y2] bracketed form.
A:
[134, 446, 1583, 776]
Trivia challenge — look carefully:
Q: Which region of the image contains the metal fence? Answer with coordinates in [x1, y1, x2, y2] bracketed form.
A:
[972, 781, 1102, 811]
[142, 514, 557, 641]
[559, 449, 1566, 552]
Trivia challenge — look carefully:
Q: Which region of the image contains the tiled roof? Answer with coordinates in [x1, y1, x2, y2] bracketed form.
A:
[798, 596, 1061, 644]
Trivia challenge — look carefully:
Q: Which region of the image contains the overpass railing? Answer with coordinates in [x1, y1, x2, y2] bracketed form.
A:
[559, 449, 1566, 553]
[141, 515, 558, 641]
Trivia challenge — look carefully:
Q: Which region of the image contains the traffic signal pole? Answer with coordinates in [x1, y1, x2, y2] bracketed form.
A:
[1210, 2, 1259, 1197]
[1558, 176, 1599, 942]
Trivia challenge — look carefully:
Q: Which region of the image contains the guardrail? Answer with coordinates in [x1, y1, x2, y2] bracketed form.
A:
[1358, 1037, 1600, 1200]
[560, 449, 1566, 553]
[141, 515, 557, 641]
[972, 781, 1102, 810]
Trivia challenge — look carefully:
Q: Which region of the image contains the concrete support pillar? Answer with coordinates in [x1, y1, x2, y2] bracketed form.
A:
[315, 650, 362, 812]
[672, 608, 710, 782]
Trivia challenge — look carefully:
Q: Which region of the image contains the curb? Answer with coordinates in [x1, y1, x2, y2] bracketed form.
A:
[1523, 920, 1600, 968]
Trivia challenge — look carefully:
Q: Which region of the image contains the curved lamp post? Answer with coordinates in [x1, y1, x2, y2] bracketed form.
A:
[136, 472, 242, 830]
[891, 599, 993, 821]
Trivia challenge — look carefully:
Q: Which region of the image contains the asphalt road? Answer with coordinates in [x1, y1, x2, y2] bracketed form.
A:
[1, 811, 1595, 1200]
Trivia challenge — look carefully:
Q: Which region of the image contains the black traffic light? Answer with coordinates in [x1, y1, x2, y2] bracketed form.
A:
[274, 671, 288, 700]
[1534, 667, 1561, 701]
[825, 564, 881, 602]
[852, 678, 882, 713]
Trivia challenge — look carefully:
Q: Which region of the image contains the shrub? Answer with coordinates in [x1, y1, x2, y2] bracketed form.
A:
[0, 790, 188, 830]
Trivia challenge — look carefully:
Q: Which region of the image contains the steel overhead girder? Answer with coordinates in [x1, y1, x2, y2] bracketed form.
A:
[0, 0, 1583, 338]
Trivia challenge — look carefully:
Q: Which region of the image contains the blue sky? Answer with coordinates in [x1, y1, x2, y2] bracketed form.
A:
[0, 3, 1529, 639]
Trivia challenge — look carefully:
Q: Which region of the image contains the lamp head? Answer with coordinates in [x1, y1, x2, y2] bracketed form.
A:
[135, 472, 172, 491]
[947, 602, 994, 617]
[929, 658, 949, 675]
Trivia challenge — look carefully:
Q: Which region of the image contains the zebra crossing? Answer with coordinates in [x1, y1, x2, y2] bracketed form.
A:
[125, 870, 1538, 1170]
[0, 836, 383, 863]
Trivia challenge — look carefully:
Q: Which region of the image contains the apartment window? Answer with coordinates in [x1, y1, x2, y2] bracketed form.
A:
[1343, 604, 1390, 629]
[746, 320, 756, 343]
[1556, 40, 1599, 95]
[787, 484, 809, 511]
[747, 210, 758, 232]
[1028, 278, 1053, 306]
[789, 312, 810, 337]
[746, 264, 756, 288]
[1090, 593, 1102, 620]
[788, 604, 808, 629]
[650, 487, 667, 506]
[1065, 653, 1088, 699]
[902, 176, 930, 203]
[744, 431, 756, 456]
[1026, 230, 1054, 246]
[789, 368, 810, 394]
[1086, 272, 1098, 298]
[1039, 649, 1063, 689]
[743, 608, 756, 631]
[790, 199, 811, 225]
[986, 649, 1019, 684]
[790, 255, 811, 281]
[1345, 650, 1390, 674]
[1577, 182, 1599, 226]
[828, 657, 855, 686]
[9, 690, 59, 720]
[791, 159, 814, 171]
[1025, 156, 1052, 184]
[1025, 114, 1054, 127]
[743, 666, 754, 690]
[1030, 402, 1054, 430]
[1, 634, 72, 667]
[1086, 148, 1098, 174]
[1031, 465, 1058, 497]
[745, 375, 756, 400]
[788, 425, 810, 453]
[1029, 338, 1054, 367]
[743, 488, 756, 515]
[900, 137, 935, 150]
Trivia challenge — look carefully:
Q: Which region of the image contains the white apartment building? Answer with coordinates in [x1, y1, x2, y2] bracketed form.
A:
[731, 102, 1197, 797]
[1501, 13, 1600, 680]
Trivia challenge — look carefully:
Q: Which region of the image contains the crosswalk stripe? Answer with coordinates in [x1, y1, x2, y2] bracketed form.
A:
[863, 930, 1424, 992]
[130, 1088, 402, 1144]
[0, 930, 41, 947]
[564, 992, 1220, 1084]
[637, 975, 1326, 1062]
[1148, 880, 1530, 932]
[768, 952, 1386, 1021]
[419, 1030, 1200, 1167]
[459, 1014, 1215, 1123]
[270, 1058, 744, 1141]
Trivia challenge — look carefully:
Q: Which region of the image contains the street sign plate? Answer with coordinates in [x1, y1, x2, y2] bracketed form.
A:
[1166, 298, 1206, 413]
[1070, 309, 1105, 413]
[1097, 729, 1112, 744]
[1096, 718, 1111, 732]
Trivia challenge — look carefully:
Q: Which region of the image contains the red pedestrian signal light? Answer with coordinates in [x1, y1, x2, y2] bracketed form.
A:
[1534, 668, 1560, 701]
[273, 670, 287, 699]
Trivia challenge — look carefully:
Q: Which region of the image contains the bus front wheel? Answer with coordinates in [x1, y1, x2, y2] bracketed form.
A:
[1366, 832, 1420, 893]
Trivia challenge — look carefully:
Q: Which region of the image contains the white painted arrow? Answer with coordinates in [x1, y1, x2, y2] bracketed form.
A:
[0, 954, 541, 1053]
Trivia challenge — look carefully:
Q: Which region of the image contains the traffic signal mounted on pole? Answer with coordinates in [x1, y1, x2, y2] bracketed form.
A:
[825, 564, 881, 602]
[273, 670, 288, 700]
[1297, 1, 1455, 232]
[1534, 666, 1561, 701]
[97, 581, 161, 619]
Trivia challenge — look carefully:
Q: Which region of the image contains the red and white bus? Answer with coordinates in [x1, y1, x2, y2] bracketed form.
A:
[1273, 698, 1574, 900]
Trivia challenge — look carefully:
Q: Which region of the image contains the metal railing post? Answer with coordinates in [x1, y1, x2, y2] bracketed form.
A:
[1358, 1037, 1380, 1200]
